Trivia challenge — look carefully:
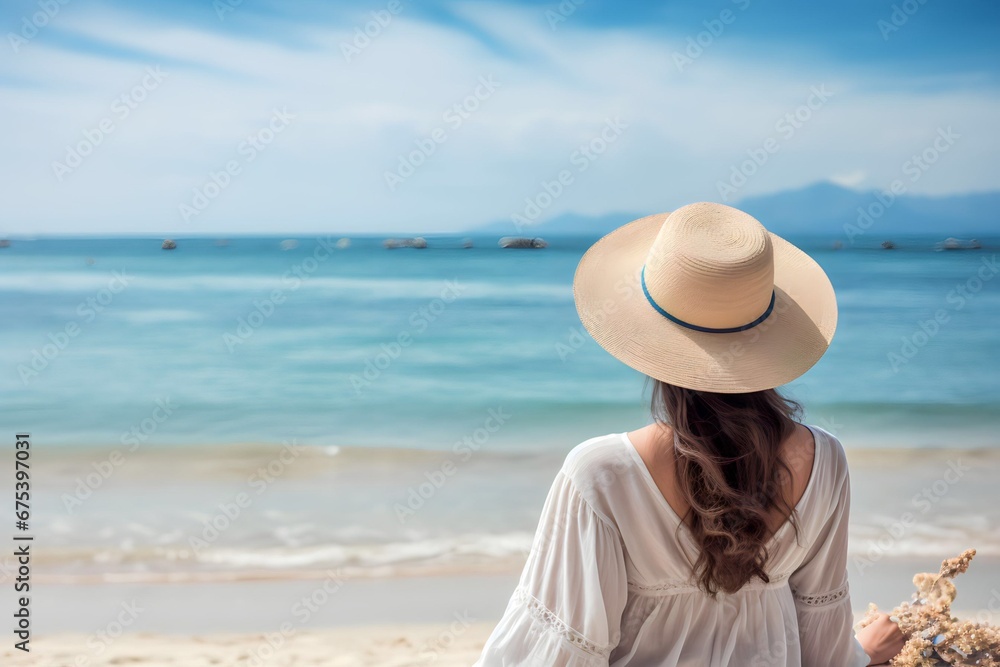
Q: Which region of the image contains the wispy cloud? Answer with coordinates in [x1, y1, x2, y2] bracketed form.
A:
[1, 1, 998, 234]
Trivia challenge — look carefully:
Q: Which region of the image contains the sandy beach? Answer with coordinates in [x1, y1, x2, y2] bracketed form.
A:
[1, 625, 497, 667]
[6, 614, 994, 666]
[9, 563, 998, 666]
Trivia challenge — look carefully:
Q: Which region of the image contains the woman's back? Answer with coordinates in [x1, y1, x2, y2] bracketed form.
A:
[475, 425, 870, 666]
[626, 421, 816, 540]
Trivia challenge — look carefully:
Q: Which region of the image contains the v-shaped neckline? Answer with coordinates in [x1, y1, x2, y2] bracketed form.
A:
[621, 424, 821, 546]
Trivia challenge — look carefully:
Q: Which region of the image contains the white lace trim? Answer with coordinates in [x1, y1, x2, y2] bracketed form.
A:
[513, 587, 612, 658]
[628, 579, 699, 595]
[628, 571, 791, 597]
[793, 581, 850, 608]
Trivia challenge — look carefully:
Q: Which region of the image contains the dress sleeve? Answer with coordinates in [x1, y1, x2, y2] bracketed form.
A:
[789, 448, 871, 667]
[475, 469, 628, 666]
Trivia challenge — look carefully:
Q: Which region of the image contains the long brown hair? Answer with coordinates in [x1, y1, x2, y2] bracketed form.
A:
[650, 380, 803, 596]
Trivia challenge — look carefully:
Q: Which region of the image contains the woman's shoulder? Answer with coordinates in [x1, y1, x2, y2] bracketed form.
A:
[799, 424, 852, 524]
[561, 432, 633, 481]
[555, 433, 637, 523]
[806, 424, 850, 482]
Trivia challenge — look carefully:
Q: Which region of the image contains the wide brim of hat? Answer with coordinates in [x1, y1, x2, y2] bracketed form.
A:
[573, 212, 837, 393]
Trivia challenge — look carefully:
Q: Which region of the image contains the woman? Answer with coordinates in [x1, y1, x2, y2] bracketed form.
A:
[475, 204, 904, 666]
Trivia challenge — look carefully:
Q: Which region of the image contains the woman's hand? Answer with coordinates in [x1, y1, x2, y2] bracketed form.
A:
[856, 613, 905, 665]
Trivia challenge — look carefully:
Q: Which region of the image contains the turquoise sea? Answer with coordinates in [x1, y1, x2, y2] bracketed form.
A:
[2, 234, 999, 581]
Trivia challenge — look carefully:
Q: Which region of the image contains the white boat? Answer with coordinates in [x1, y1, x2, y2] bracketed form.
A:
[936, 237, 982, 251]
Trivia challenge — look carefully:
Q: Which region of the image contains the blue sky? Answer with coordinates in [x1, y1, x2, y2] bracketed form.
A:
[1, 0, 998, 234]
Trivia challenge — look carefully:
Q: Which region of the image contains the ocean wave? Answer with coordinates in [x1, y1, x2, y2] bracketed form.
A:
[111, 309, 206, 324]
[28, 524, 1000, 585]
[848, 522, 999, 558]
[30, 532, 535, 583]
[0, 272, 572, 301]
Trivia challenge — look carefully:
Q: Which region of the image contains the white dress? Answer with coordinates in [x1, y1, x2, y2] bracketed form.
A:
[475, 425, 871, 666]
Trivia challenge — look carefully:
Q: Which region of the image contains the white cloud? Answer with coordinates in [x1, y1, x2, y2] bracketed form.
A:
[0, 3, 997, 234]
[829, 170, 867, 188]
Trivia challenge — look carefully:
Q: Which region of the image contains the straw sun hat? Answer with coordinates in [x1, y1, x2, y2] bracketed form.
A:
[572, 202, 837, 393]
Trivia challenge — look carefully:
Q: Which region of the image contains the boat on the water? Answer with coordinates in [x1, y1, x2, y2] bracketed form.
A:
[280, 239, 299, 250]
[383, 237, 427, 249]
[335, 238, 351, 249]
[499, 237, 547, 249]
[0, 239, 10, 248]
[936, 237, 982, 251]
[162, 239, 177, 250]
[881, 240, 896, 250]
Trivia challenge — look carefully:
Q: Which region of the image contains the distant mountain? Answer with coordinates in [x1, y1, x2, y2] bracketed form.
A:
[473, 182, 1000, 238]
[737, 182, 1000, 237]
